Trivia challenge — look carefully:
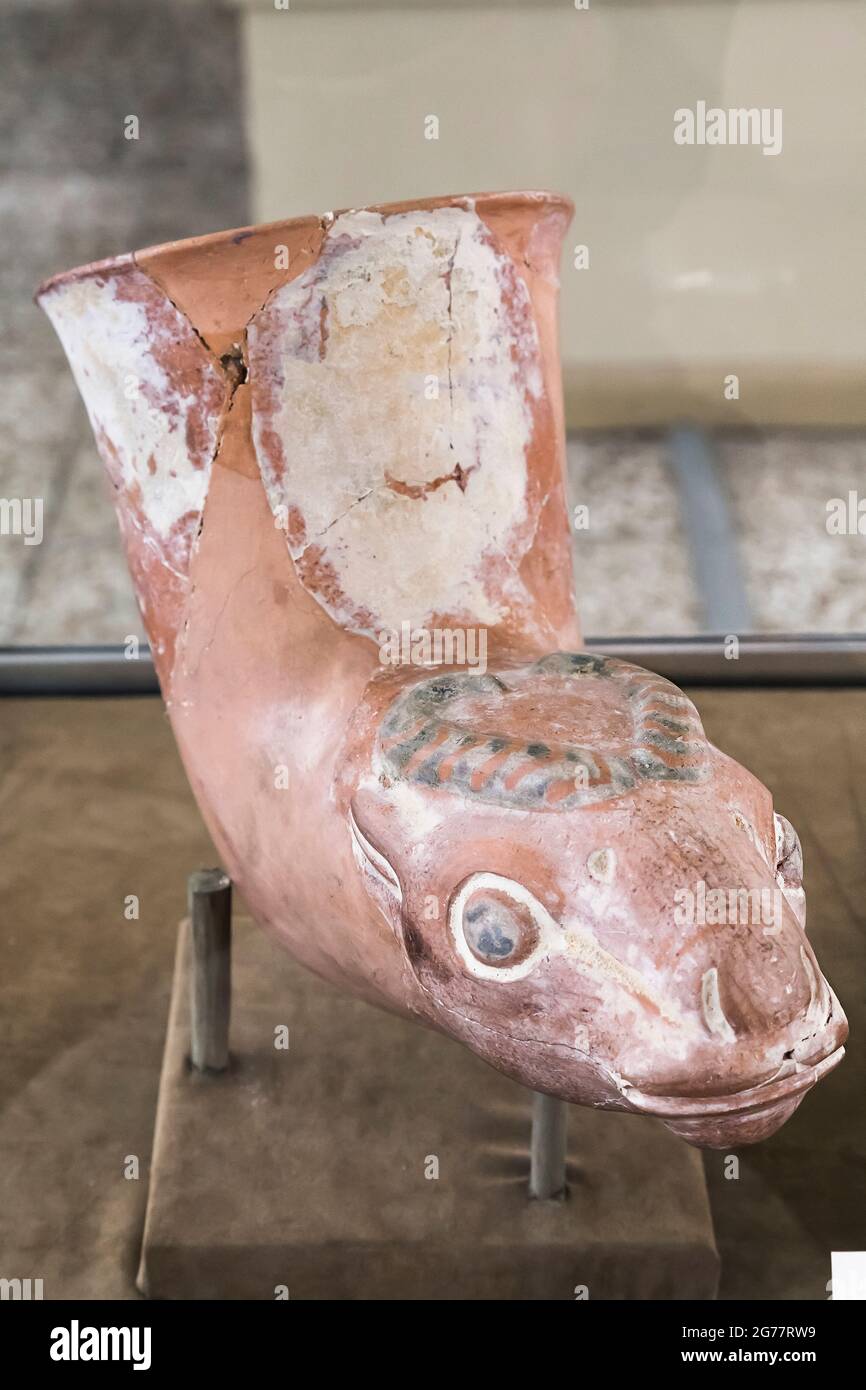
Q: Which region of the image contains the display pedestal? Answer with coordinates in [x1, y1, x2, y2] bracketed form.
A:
[138, 918, 719, 1300]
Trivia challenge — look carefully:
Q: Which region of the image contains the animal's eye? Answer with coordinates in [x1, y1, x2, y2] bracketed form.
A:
[774, 813, 803, 889]
[449, 873, 556, 981]
[463, 891, 539, 967]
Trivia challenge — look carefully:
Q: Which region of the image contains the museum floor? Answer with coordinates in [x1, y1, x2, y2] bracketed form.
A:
[0, 690, 862, 1300]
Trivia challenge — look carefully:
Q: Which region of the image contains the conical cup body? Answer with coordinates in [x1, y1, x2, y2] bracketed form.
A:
[38, 191, 579, 1009]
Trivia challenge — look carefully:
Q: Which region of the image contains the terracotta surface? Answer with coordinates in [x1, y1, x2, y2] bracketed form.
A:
[37, 191, 847, 1148]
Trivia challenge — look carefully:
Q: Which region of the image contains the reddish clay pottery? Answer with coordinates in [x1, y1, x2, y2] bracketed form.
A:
[38, 192, 846, 1148]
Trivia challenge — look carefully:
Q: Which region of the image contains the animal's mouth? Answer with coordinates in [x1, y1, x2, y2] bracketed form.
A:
[620, 1042, 845, 1121]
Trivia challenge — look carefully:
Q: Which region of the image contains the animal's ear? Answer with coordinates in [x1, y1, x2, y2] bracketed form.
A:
[348, 802, 402, 905]
[774, 812, 806, 929]
[774, 813, 803, 888]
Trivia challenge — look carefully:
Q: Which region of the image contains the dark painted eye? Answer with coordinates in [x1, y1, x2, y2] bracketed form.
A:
[774, 813, 803, 889]
[462, 890, 539, 967]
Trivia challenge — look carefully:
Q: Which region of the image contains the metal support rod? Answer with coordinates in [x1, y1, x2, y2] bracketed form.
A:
[5, 636, 866, 694]
[188, 868, 232, 1072]
[529, 1091, 568, 1200]
[668, 424, 753, 633]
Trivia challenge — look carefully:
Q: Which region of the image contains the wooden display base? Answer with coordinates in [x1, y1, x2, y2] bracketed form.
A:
[138, 918, 719, 1300]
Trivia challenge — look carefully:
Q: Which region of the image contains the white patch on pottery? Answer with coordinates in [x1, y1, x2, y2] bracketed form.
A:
[563, 926, 684, 1027]
[384, 778, 449, 840]
[40, 271, 221, 563]
[587, 847, 616, 884]
[731, 807, 765, 858]
[248, 206, 543, 639]
[700, 966, 736, 1041]
[781, 880, 806, 922]
[261, 699, 336, 779]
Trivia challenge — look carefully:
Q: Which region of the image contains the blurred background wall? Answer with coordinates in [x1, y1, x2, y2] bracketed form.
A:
[1, 0, 863, 642]
[245, 0, 866, 430]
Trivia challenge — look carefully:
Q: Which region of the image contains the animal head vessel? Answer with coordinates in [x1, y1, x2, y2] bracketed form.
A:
[38, 191, 846, 1149]
[344, 653, 845, 1147]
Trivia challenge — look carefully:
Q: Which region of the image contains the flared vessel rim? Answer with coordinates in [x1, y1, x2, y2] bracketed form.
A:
[35, 189, 574, 301]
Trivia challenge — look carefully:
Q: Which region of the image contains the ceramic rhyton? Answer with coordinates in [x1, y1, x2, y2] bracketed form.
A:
[38, 191, 846, 1148]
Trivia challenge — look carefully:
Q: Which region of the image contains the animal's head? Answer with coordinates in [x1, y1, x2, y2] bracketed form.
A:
[345, 653, 846, 1147]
